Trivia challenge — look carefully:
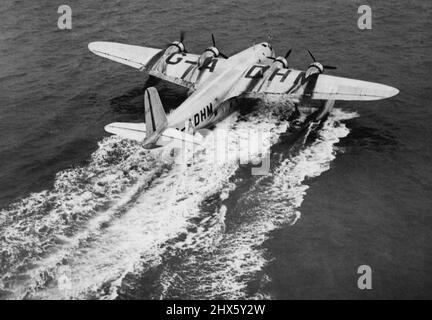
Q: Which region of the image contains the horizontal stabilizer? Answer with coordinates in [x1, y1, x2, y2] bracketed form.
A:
[104, 122, 147, 141]
[104, 123, 201, 148]
[161, 128, 202, 146]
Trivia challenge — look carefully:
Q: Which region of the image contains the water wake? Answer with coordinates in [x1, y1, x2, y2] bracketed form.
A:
[0, 136, 171, 298]
[119, 108, 358, 299]
[0, 104, 357, 300]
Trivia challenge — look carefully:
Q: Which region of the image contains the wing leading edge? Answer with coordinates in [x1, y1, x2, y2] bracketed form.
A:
[88, 41, 198, 88]
[88, 41, 228, 89]
[308, 74, 399, 101]
[88, 42, 161, 69]
[236, 65, 399, 101]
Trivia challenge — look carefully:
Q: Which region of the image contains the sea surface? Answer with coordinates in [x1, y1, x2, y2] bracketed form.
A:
[0, 0, 431, 299]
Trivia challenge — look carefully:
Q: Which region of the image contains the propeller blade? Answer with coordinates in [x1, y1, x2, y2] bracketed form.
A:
[180, 31, 185, 43]
[323, 65, 337, 70]
[307, 49, 316, 62]
[285, 49, 292, 59]
[307, 50, 337, 71]
[210, 34, 228, 58]
[219, 52, 228, 59]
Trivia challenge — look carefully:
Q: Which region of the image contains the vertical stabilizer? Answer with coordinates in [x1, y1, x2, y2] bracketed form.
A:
[144, 87, 167, 136]
[105, 87, 201, 149]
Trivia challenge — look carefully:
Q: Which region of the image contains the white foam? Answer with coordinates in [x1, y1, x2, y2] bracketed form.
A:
[0, 137, 169, 298]
[153, 108, 359, 299]
[0, 104, 358, 300]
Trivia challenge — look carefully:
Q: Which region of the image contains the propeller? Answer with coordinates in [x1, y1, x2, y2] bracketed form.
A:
[166, 31, 188, 52]
[267, 48, 292, 60]
[307, 49, 337, 70]
[284, 48, 292, 59]
[211, 33, 228, 59]
[179, 30, 188, 52]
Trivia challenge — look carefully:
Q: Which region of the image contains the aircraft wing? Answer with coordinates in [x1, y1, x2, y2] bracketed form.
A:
[88, 42, 162, 70]
[88, 41, 227, 89]
[306, 74, 399, 101]
[236, 66, 399, 101]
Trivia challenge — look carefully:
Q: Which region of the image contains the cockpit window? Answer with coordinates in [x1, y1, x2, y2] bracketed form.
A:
[261, 43, 268, 47]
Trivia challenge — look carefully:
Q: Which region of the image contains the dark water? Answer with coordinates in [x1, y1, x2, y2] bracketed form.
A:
[0, 0, 431, 299]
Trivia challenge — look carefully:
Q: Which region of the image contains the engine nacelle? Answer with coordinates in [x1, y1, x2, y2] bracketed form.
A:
[272, 56, 289, 69]
[305, 61, 324, 78]
[198, 46, 220, 70]
[165, 40, 186, 56]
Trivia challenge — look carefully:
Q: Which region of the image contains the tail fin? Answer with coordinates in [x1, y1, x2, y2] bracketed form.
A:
[104, 87, 201, 149]
[144, 87, 167, 135]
